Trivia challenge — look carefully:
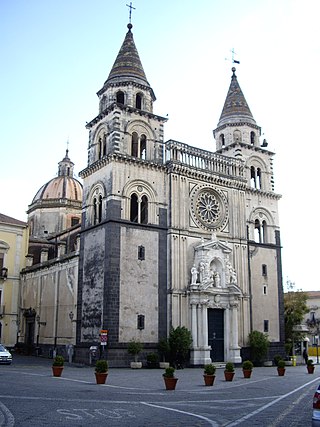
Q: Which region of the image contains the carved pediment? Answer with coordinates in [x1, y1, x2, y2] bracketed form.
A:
[190, 233, 238, 291]
[194, 238, 231, 255]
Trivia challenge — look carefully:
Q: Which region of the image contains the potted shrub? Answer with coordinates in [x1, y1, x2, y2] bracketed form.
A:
[146, 352, 159, 368]
[249, 330, 269, 366]
[277, 359, 286, 376]
[224, 362, 235, 381]
[242, 360, 253, 378]
[168, 326, 192, 369]
[273, 354, 283, 367]
[307, 359, 315, 374]
[163, 366, 178, 390]
[158, 338, 170, 369]
[128, 340, 143, 368]
[52, 355, 64, 377]
[95, 359, 108, 384]
[203, 363, 216, 386]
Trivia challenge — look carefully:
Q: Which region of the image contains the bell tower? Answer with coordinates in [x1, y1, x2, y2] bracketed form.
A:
[77, 22, 168, 363]
[85, 23, 166, 167]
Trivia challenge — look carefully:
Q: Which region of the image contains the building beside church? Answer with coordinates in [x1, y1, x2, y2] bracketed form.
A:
[20, 22, 284, 365]
[19, 151, 82, 356]
[0, 214, 28, 347]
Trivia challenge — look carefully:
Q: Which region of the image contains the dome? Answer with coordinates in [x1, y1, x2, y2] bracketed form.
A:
[29, 150, 83, 206]
[32, 176, 82, 203]
[27, 150, 83, 238]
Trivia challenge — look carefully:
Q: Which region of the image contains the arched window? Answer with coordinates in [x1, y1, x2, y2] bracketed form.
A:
[140, 134, 146, 159]
[220, 134, 225, 147]
[250, 166, 256, 188]
[250, 131, 255, 145]
[254, 219, 267, 243]
[254, 219, 261, 243]
[135, 93, 142, 109]
[131, 132, 138, 157]
[102, 134, 107, 157]
[262, 220, 267, 243]
[130, 193, 148, 224]
[131, 132, 147, 159]
[98, 138, 102, 160]
[130, 193, 139, 222]
[257, 168, 261, 189]
[116, 91, 125, 104]
[141, 195, 148, 224]
[250, 166, 262, 190]
[93, 194, 103, 224]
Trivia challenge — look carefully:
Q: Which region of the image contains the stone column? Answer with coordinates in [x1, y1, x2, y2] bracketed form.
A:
[230, 301, 242, 363]
[191, 301, 198, 347]
[201, 300, 208, 347]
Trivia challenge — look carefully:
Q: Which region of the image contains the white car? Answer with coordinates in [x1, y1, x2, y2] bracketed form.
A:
[0, 344, 12, 364]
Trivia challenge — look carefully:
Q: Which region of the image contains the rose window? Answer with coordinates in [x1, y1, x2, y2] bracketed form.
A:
[196, 191, 221, 225]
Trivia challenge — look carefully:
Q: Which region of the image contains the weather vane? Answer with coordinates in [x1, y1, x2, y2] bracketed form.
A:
[126, 2, 136, 24]
[225, 48, 240, 65]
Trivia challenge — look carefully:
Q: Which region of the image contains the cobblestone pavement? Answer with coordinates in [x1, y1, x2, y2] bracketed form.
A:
[0, 355, 318, 426]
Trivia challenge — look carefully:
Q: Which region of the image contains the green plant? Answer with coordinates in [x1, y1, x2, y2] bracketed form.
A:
[147, 352, 159, 364]
[128, 340, 143, 362]
[158, 338, 170, 362]
[307, 359, 314, 366]
[168, 326, 192, 368]
[163, 366, 175, 378]
[242, 360, 253, 370]
[225, 362, 234, 372]
[248, 330, 270, 365]
[277, 359, 285, 368]
[204, 364, 216, 375]
[273, 354, 283, 366]
[284, 342, 292, 356]
[95, 359, 108, 373]
[52, 355, 64, 366]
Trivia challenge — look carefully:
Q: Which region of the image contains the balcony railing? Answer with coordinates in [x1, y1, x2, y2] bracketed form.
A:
[165, 140, 245, 179]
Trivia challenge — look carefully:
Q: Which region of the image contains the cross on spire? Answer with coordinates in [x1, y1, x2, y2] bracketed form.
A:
[126, 2, 136, 23]
[225, 48, 240, 65]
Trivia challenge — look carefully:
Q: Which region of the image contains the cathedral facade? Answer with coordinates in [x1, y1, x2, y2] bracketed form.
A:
[19, 23, 284, 366]
[76, 23, 284, 365]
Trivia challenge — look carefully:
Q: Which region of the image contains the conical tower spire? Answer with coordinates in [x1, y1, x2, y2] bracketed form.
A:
[104, 24, 150, 88]
[217, 67, 256, 127]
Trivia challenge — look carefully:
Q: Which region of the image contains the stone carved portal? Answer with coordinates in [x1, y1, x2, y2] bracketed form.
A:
[189, 234, 242, 365]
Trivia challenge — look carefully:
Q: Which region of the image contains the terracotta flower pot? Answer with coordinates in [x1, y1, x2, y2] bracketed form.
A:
[224, 371, 235, 381]
[95, 372, 108, 384]
[243, 369, 252, 378]
[163, 377, 178, 390]
[52, 366, 64, 377]
[277, 367, 285, 376]
[203, 374, 215, 386]
[307, 366, 315, 374]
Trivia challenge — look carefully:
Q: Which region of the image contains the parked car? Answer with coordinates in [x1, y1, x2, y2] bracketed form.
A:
[313, 383, 320, 426]
[0, 344, 12, 364]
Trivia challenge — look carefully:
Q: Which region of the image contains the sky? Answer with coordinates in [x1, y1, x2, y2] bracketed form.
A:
[1, 0, 319, 291]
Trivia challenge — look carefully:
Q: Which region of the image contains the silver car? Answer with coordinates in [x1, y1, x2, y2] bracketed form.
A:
[313, 384, 320, 426]
[0, 344, 12, 364]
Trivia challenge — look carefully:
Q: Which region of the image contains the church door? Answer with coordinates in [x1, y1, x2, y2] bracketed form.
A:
[208, 308, 224, 362]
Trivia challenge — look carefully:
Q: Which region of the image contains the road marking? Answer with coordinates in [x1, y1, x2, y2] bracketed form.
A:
[225, 376, 320, 426]
[0, 401, 14, 427]
[267, 384, 312, 427]
[142, 401, 219, 426]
